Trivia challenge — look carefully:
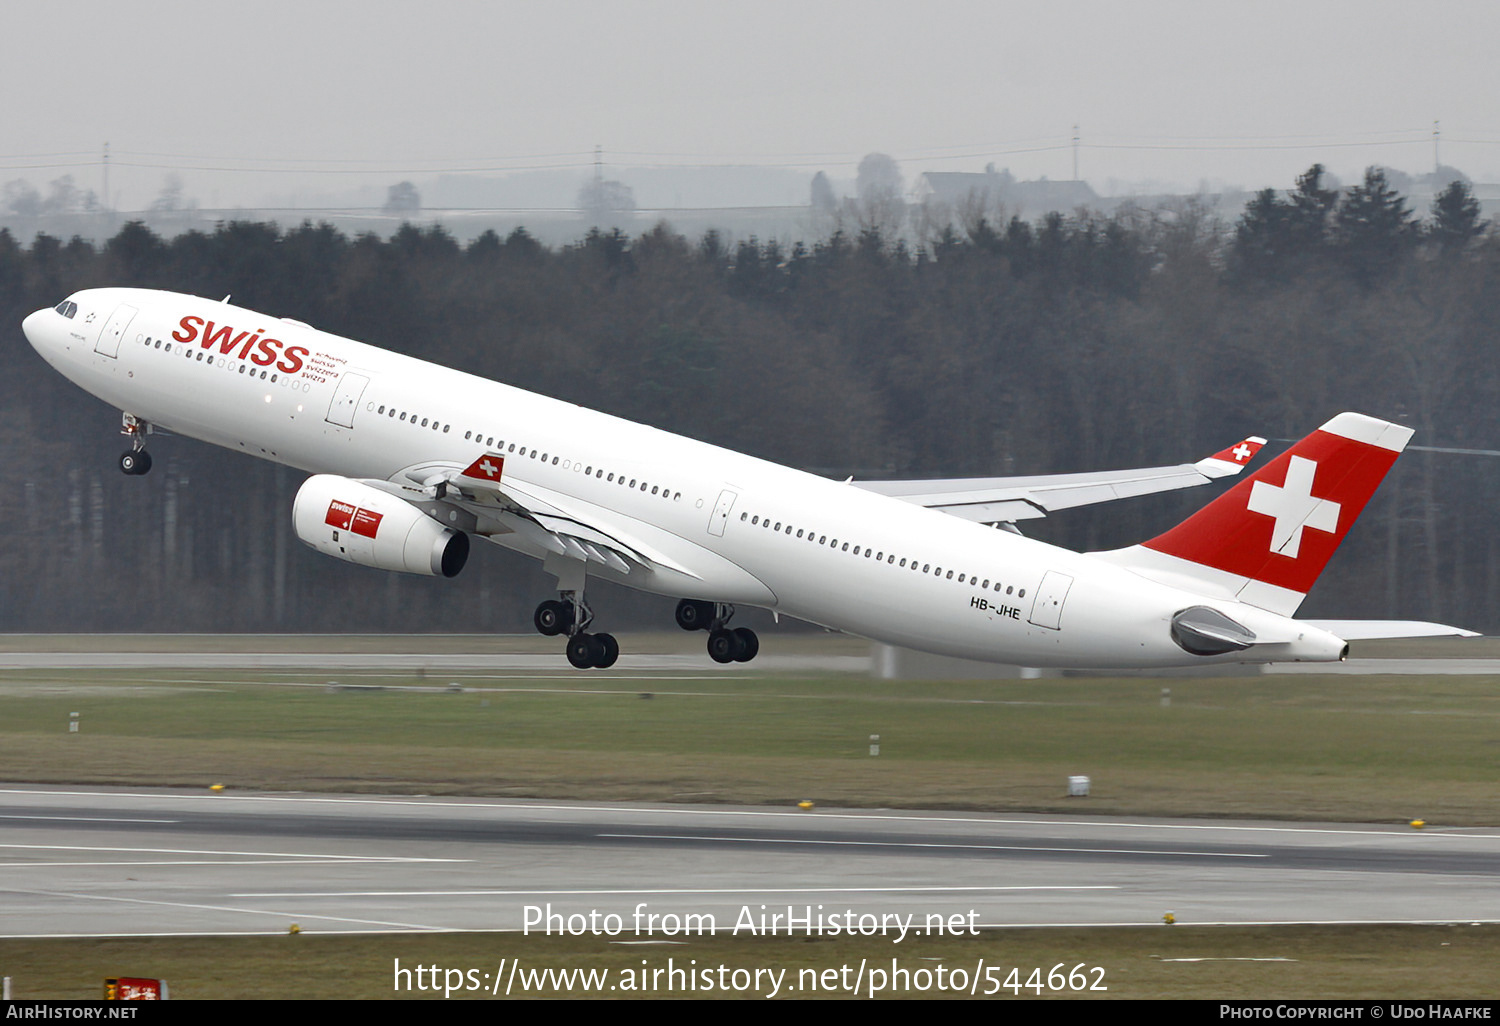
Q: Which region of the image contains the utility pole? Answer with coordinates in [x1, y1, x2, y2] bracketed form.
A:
[102, 141, 110, 214]
[1432, 119, 1440, 173]
[1072, 124, 1080, 181]
[594, 144, 603, 184]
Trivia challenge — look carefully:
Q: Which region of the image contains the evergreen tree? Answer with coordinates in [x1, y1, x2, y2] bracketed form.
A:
[1335, 167, 1416, 285]
[1428, 180, 1485, 255]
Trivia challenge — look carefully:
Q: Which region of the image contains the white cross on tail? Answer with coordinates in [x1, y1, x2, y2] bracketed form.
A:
[1246, 455, 1341, 558]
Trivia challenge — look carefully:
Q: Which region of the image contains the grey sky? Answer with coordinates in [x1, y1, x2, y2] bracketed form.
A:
[5, 0, 1497, 209]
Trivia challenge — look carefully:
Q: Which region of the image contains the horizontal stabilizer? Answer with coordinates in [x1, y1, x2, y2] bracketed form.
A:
[1303, 620, 1480, 641]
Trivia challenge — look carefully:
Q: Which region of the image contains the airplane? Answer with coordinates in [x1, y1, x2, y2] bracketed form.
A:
[21, 287, 1472, 670]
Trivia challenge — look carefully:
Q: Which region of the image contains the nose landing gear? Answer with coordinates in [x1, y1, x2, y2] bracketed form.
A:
[119, 413, 153, 476]
[118, 449, 152, 476]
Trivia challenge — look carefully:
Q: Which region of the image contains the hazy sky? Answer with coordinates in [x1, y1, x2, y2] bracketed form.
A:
[5, 0, 1497, 209]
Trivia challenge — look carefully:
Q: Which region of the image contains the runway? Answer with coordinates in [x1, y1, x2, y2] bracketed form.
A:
[3, 786, 1497, 937]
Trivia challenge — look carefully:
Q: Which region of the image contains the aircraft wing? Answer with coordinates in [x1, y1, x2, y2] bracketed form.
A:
[383, 453, 699, 578]
[852, 435, 1267, 525]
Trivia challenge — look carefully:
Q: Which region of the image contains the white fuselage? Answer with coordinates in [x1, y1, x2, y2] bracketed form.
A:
[22, 287, 1345, 667]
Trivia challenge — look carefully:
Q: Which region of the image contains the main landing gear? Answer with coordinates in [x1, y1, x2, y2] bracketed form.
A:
[676, 599, 759, 664]
[118, 413, 153, 476]
[534, 594, 618, 669]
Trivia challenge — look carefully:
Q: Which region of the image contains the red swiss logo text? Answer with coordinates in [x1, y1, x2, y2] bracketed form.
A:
[172, 315, 309, 375]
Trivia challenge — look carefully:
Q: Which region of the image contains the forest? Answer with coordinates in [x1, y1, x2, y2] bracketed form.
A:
[0, 166, 1494, 636]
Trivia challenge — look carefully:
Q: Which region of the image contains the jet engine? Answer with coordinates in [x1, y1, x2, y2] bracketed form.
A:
[292, 475, 469, 578]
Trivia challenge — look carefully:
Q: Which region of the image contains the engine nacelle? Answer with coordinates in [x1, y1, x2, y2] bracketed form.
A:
[292, 475, 469, 578]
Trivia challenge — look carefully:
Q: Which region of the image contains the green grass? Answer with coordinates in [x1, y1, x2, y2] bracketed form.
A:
[3, 925, 1497, 1000]
[2, 667, 1498, 822]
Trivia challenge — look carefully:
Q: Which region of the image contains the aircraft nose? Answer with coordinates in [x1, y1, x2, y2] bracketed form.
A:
[21, 308, 49, 353]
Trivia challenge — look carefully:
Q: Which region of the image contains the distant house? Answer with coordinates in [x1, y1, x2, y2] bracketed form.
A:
[912, 168, 1098, 219]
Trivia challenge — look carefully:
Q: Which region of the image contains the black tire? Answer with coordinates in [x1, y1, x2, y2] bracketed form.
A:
[675, 599, 714, 631]
[733, 627, 759, 663]
[567, 633, 603, 669]
[119, 450, 151, 476]
[534, 600, 566, 636]
[595, 633, 619, 668]
[707, 628, 739, 664]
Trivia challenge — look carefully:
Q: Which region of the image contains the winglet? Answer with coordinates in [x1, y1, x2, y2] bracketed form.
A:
[1194, 436, 1267, 479]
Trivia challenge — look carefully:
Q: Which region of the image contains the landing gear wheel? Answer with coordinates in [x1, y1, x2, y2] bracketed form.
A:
[594, 633, 619, 668]
[534, 600, 573, 637]
[675, 599, 715, 631]
[567, 633, 605, 669]
[119, 450, 152, 476]
[732, 627, 759, 663]
[707, 628, 739, 664]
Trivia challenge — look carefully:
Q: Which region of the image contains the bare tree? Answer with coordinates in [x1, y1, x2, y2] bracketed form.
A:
[383, 181, 421, 217]
[853, 153, 906, 240]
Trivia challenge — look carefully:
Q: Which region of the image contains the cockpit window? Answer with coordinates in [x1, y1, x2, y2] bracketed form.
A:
[53, 301, 78, 319]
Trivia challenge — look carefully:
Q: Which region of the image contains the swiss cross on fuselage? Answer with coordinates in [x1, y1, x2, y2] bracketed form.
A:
[1246, 455, 1341, 558]
[461, 453, 505, 482]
